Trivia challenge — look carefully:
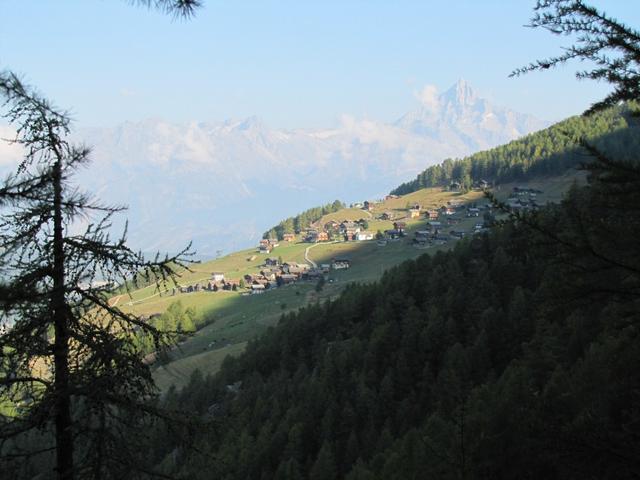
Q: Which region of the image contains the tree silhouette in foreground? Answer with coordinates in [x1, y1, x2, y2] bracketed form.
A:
[0, 73, 192, 479]
[512, 0, 640, 114]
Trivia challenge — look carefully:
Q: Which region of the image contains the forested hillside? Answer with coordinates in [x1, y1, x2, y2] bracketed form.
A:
[263, 200, 346, 240]
[138, 115, 640, 479]
[391, 104, 639, 195]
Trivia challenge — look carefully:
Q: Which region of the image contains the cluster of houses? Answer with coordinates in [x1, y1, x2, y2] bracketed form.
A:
[449, 179, 492, 191]
[352, 200, 378, 211]
[258, 238, 280, 254]
[506, 186, 543, 210]
[303, 219, 374, 243]
[377, 201, 493, 247]
[174, 256, 354, 297]
[258, 232, 298, 253]
[174, 272, 241, 294]
[245, 257, 351, 293]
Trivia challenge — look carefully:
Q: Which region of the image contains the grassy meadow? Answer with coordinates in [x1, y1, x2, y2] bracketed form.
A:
[114, 173, 582, 392]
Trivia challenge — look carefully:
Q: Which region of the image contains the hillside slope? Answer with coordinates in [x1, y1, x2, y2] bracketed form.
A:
[154, 142, 640, 479]
[123, 107, 636, 391]
[391, 103, 639, 195]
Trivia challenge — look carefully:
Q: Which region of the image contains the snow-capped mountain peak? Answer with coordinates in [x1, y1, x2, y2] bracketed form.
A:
[54, 81, 548, 256]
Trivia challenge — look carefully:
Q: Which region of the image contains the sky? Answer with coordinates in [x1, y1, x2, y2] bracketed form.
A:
[1, 0, 638, 129]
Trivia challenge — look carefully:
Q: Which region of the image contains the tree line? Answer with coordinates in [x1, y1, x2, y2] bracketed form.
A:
[145, 127, 640, 477]
[263, 200, 346, 240]
[391, 104, 639, 195]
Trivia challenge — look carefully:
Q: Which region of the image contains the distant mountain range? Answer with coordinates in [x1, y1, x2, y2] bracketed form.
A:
[65, 80, 546, 256]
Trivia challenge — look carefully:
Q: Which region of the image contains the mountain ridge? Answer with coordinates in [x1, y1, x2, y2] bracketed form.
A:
[66, 81, 547, 256]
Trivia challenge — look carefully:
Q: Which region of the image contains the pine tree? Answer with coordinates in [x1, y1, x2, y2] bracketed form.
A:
[0, 74, 191, 478]
[512, 0, 640, 114]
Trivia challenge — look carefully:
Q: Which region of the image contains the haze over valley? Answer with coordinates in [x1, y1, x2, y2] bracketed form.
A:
[75, 79, 547, 256]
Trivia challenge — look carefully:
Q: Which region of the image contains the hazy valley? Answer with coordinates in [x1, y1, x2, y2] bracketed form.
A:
[76, 80, 546, 256]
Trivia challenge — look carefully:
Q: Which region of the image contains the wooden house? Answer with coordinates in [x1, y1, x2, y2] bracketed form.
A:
[332, 259, 351, 270]
[211, 272, 225, 282]
[425, 210, 439, 220]
[317, 231, 329, 242]
[393, 221, 407, 232]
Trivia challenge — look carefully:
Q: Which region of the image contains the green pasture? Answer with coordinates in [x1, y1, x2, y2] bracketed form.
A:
[135, 174, 581, 392]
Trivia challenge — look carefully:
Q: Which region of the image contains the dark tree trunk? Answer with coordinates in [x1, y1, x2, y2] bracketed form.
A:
[52, 151, 74, 480]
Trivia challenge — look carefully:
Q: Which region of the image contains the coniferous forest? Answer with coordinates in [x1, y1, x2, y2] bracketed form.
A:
[144, 124, 640, 478]
[391, 105, 639, 195]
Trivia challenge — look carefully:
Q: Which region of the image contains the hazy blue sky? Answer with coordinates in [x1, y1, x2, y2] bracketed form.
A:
[1, 1, 637, 128]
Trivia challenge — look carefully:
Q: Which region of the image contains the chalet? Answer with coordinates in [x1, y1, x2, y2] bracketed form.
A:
[385, 229, 402, 239]
[304, 269, 323, 279]
[344, 227, 360, 241]
[265, 257, 280, 266]
[260, 270, 277, 281]
[287, 266, 306, 276]
[393, 221, 407, 232]
[434, 234, 449, 244]
[282, 233, 296, 242]
[304, 229, 319, 243]
[332, 259, 351, 270]
[363, 201, 374, 211]
[425, 210, 439, 220]
[408, 207, 421, 218]
[466, 207, 480, 217]
[427, 221, 442, 231]
[279, 274, 298, 284]
[379, 211, 393, 221]
[282, 262, 309, 274]
[224, 279, 241, 290]
[211, 272, 225, 282]
[244, 273, 259, 283]
[306, 230, 328, 243]
[320, 264, 331, 273]
[356, 231, 374, 241]
[385, 194, 399, 200]
[340, 220, 360, 232]
[324, 220, 340, 231]
[259, 239, 272, 254]
[251, 284, 266, 294]
[414, 230, 430, 245]
[316, 231, 329, 242]
[441, 205, 456, 215]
